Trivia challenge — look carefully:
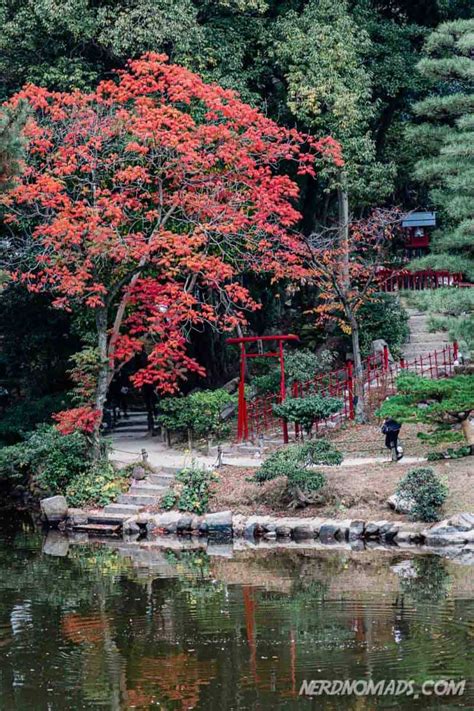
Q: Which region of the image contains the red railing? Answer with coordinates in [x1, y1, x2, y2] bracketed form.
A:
[378, 269, 463, 291]
[246, 342, 458, 441]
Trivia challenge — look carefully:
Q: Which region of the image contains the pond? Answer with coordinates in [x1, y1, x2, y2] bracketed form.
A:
[0, 517, 473, 710]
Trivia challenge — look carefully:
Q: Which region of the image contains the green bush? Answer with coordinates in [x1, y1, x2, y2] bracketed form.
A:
[0, 425, 127, 508]
[251, 348, 336, 395]
[357, 293, 409, 358]
[273, 395, 342, 436]
[284, 348, 335, 386]
[162, 465, 217, 514]
[396, 467, 448, 522]
[255, 439, 343, 483]
[65, 460, 129, 508]
[158, 389, 234, 445]
[252, 370, 281, 395]
[254, 439, 342, 508]
[417, 427, 464, 445]
[0, 425, 90, 494]
[427, 446, 471, 461]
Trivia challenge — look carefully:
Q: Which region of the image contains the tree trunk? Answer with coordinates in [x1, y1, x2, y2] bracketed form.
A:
[93, 307, 109, 460]
[351, 320, 366, 423]
[337, 172, 350, 290]
[461, 417, 474, 453]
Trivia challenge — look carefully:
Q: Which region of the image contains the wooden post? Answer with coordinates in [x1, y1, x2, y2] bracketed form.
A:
[237, 343, 248, 442]
[292, 382, 299, 440]
[279, 340, 289, 444]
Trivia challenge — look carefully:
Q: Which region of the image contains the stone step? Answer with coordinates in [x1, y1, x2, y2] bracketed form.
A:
[118, 493, 161, 507]
[403, 348, 449, 359]
[147, 474, 176, 486]
[74, 523, 122, 535]
[158, 466, 180, 474]
[112, 425, 148, 431]
[104, 503, 142, 515]
[406, 316, 429, 324]
[129, 484, 168, 496]
[408, 333, 450, 343]
[87, 511, 131, 524]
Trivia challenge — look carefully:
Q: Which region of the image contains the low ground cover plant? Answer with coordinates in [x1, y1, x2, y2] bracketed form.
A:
[162, 464, 217, 514]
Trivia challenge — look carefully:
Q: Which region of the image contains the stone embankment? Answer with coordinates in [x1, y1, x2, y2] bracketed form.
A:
[40, 497, 474, 551]
[104, 509, 474, 549]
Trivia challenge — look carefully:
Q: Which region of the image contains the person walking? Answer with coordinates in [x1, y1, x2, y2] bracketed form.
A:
[142, 383, 158, 435]
[382, 418, 403, 461]
[118, 375, 131, 419]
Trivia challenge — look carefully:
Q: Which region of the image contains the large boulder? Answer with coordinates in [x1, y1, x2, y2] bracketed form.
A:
[387, 493, 415, 515]
[204, 510, 233, 540]
[349, 520, 365, 540]
[365, 520, 390, 538]
[319, 521, 340, 542]
[40, 496, 68, 525]
[292, 524, 314, 540]
[372, 339, 394, 364]
[42, 531, 70, 557]
[423, 518, 473, 546]
[448, 513, 474, 531]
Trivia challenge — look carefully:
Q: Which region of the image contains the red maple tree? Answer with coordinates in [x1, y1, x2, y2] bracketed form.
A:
[1, 53, 341, 445]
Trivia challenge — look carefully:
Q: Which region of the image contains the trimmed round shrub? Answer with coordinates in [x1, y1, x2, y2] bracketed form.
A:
[396, 467, 448, 522]
[254, 439, 343, 507]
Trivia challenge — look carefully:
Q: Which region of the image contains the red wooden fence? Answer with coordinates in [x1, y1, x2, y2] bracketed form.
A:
[246, 342, 458, 442]
[378, 269, 463, 291]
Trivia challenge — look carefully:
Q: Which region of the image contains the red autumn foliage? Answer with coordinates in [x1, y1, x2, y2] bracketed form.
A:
[53, 406, 102, 435]
[302, 208, 401, 330]
[2, 53, 342, 432]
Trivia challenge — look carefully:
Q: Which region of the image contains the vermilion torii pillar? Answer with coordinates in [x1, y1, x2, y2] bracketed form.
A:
[226, 334, 300, 443]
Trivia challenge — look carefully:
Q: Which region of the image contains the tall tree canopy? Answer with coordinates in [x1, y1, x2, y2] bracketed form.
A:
[1, 54, 340, 442]
[408, 18, 474, 280]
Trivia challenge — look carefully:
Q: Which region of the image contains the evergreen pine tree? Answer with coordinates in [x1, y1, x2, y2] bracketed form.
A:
[408, 19, 474, 281]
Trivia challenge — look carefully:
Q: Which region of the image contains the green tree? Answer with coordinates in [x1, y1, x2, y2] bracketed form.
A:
[377, 372, 474, 452]
[273, 395, 342, 438]
[274, 0, 394, 210]
[407, 19, 474, 281]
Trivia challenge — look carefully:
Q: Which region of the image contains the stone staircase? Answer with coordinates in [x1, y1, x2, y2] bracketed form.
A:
[110, 467, 176, 512]
[402, 306, 451, 363]
[71, 466, 177, 535]
[111, 409, 150, 438]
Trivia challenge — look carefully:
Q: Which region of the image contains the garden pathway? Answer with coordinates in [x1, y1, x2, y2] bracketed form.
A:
[110, 434, 424, 471]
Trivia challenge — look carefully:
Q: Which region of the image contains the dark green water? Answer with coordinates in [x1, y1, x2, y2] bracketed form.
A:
[0, 519, 473, 710]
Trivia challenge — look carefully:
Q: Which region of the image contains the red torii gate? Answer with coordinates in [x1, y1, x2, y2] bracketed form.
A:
[226, 334, 299, 443]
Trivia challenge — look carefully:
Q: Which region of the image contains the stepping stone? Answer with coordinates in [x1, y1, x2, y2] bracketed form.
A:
[87, 512, 131, 524]
[118, 493, 160, 507]
[74, 523, 121, 536]
[104, 503, 142, 515]
[129, 484, 168, 496]
[147, 473, 175, 486]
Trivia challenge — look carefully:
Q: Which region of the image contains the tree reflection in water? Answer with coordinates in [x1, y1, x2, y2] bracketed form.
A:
[0, 523, 473, 709]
